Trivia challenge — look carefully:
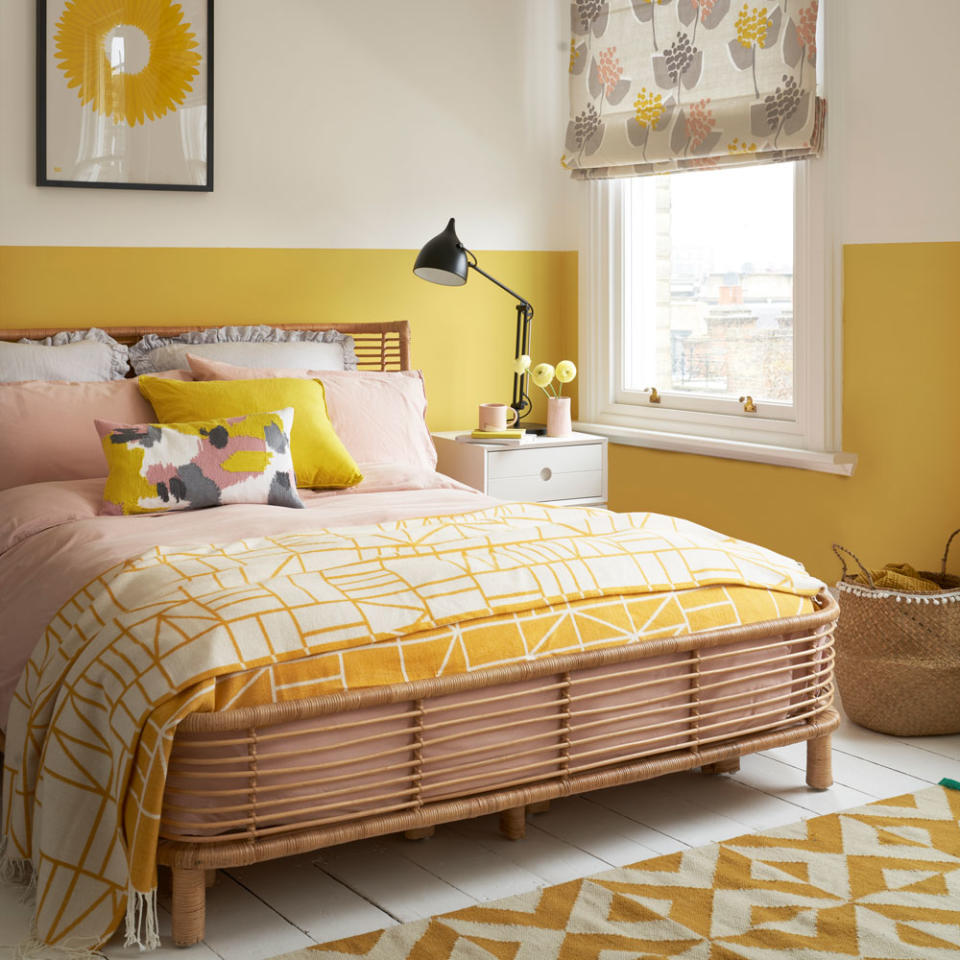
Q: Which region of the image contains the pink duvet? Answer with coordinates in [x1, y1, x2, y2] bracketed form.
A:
[0, 466, 495, 731]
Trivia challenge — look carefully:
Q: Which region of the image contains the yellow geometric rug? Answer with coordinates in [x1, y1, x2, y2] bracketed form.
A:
[270, 782, 960, 960]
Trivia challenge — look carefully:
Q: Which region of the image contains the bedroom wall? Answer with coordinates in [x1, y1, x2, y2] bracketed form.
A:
[606, 243, 960, 579]
[0, 0, 578, 429]
[2, 0, 957, 580]
[598, 0, 960, 579]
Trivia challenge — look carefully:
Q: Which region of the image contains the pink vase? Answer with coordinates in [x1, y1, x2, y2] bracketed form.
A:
[546, 397, 572, 437]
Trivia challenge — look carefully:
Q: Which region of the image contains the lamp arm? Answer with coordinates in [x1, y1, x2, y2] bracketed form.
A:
[464, 250, 535, 420]
[466, 261, 533, 317]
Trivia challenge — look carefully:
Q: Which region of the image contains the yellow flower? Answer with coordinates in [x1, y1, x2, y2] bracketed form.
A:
[633, 88, 664, 130]
[735, 4, 772, 49]
[727, 137, 758, 155]
[512, 354, 532, 375]
[555, 360, 577, 384]
[531, 363, 555, 389]
[54, 0, 202, 127]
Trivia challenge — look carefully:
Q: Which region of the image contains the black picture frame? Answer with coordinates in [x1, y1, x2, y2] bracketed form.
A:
[36, 0, 214, 191]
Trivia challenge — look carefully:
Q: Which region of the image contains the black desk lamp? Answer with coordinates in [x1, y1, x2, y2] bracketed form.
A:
[413, 218, 535, 425]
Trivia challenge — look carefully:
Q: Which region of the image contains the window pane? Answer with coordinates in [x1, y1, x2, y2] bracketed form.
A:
[624, 163, 794, 405]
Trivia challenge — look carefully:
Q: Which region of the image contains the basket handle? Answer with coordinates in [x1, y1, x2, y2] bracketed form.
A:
[941, 529, 960, 576]
[832, 543, 876, 589]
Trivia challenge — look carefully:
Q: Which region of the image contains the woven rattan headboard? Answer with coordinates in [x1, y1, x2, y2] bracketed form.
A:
[0, 321, 411, 374]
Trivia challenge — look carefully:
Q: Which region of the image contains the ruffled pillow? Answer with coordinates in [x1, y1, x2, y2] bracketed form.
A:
[1, 328, 128, 382]
[96, 408, 304, 515]
[129, 326, 357, 375]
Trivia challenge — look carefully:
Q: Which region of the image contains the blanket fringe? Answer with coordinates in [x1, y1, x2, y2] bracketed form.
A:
[124, 886, 160, 952]
[0, 835, 34, 891]
[14, 935, 104, 960]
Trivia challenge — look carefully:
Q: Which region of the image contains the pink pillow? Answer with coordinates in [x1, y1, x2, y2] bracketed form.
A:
[0, 371, 192, 491]
[185, 354, 436, 471]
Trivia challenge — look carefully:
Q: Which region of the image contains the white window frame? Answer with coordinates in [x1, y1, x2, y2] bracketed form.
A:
[574, 1, 855, 476]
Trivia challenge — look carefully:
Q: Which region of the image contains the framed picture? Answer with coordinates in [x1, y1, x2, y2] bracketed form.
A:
[36, 0, 213, 191]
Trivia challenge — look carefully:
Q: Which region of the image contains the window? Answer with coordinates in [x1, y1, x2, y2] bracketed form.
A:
[577, 154, 854, 475]
[621, 163, 795, 415]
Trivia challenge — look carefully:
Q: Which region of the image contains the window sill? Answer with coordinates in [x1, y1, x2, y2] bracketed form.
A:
[573, 421, 858, 476]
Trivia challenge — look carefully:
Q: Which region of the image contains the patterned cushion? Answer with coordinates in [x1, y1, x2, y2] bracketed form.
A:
[96, 409, 304, 515]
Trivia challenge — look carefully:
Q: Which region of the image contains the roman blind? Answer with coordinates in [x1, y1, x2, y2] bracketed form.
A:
[565, 0, 823, 179]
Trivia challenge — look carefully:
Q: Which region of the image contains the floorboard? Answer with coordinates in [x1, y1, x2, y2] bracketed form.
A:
[589, 777, 756, 847]
[378, 827, 546, 902]
[225, 852, 395, 946]
[518, 794, 673, 866]
[2, 709, 954, 959]
[188, 874, 315, 960]
[732, 751, 876, 815]
[449, 814, 611, 883]
[314, 837, 476, 922]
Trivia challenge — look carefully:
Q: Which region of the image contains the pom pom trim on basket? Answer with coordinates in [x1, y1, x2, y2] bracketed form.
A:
[835, 581, 960, 604]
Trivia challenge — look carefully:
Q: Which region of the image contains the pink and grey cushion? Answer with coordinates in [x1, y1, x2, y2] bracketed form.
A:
[96, 408, 304, 515]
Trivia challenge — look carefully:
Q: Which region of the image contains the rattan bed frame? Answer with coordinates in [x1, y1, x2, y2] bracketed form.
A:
[0, 321, 839, 948]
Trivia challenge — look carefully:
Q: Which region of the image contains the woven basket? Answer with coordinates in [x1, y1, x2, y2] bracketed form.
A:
[833, 533, 960, 736]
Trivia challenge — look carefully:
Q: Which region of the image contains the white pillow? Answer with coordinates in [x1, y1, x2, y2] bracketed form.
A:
[129, 326, 356, 375]
[0, 328, 128, 383]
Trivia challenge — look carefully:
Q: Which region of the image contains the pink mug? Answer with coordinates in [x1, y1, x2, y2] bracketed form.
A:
[478, 403, 519, 431]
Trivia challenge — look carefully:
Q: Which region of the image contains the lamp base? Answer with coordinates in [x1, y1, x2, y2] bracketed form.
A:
[520, 422, 548, 437]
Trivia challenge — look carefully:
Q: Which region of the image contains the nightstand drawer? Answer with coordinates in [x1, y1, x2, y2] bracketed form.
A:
[432, 431, 607, 505]
[487, 443, 603, 479]
[487, 443, 603, 502]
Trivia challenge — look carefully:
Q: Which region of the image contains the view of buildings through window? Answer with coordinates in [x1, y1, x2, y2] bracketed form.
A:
[624, 162, 795, 407]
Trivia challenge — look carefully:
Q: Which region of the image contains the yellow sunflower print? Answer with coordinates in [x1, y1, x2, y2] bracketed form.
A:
[54, 0, 202, 127]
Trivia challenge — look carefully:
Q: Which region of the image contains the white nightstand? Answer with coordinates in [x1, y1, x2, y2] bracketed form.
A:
[432, 431, 608, 507]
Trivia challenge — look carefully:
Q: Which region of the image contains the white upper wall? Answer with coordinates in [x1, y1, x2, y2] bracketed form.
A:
[835, 0, 960, 244]
[0, 0, 577, 250]
[2, 0, 958, 251]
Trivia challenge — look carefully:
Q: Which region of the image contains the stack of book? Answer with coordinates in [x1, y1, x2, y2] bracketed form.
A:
[455, 428, 533, 446]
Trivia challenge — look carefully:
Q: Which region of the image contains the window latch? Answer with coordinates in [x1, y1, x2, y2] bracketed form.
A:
[738, 395, 758, 413]
[645, 387, 661, 404]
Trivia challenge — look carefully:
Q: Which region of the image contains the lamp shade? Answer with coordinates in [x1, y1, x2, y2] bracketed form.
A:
[413, 218, 468, 286]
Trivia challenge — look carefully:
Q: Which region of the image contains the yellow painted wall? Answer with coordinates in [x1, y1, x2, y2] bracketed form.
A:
[601, 242, 960, 580]
[3, 242, 954, 583]
[0, 246, 578, 432]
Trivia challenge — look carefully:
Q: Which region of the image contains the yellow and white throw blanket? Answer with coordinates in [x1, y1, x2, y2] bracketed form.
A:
[1, 504, 823, 953]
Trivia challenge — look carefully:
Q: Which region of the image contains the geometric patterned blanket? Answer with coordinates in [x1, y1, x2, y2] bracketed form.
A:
[275, 784, 960, 960]
[0, 504, 822, 953]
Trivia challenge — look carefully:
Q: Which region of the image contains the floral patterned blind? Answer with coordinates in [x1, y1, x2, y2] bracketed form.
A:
[564, 0, 823, 179]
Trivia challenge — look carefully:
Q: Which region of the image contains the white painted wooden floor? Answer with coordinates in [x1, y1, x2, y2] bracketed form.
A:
[2, 707, 957, 960]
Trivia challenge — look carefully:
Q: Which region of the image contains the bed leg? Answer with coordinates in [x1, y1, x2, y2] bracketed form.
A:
[404, 826, 435, 840]
[527, 800, 550, 815]
[701, 758, 740, 776]
[172, 867, 206, 947]
[806, 732, 833, 790]
[499, 806, 526, 840]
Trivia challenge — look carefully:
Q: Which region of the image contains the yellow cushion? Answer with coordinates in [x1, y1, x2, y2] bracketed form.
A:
[139, 376, 363, 489]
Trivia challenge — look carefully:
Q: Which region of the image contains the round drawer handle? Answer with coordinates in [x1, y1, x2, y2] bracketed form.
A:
[539, 467, 552, 482]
